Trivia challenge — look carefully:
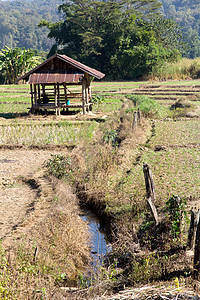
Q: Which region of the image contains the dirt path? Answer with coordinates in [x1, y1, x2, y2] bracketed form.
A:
[0, 148, 67, 246]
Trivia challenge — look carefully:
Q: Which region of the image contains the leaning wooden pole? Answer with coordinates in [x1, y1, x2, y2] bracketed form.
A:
[193, 213, 200, 279]
[143, 162, 159, 225]
[187, 210, 200, 249]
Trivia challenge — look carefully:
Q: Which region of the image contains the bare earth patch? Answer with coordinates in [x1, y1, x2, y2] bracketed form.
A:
[0, 148, 68, 247]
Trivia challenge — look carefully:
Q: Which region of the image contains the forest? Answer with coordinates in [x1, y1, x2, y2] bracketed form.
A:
[0, 0, 199, 58]
[0, 0, 62, 52]
[0, 0, 200, 81]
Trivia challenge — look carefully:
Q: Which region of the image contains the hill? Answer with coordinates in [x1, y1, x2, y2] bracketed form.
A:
[0, 0, 62, 52]
[0, 0, 199, 58]
[161, 0, 200, 58]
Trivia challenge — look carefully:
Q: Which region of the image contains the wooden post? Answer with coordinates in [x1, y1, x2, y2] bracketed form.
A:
[63, 83, 67, 112]
[82, 78, 86, 114]
[63, 83, 67, 103]
[132, 111, 138, 129]
[88, 84, 92, 111]
[37, 84, 41, 104]
[193, 214, 200, 279]
[143, 162, 159, 225]
[85, 85, 89, 112]
[54, 84, 58, 116]
[188, 210, 200, 249]
[33, 84, 37, 105]
[30, 84, 33, 109]
[57, 83, 60, 116]
[138, 108, 141, 123]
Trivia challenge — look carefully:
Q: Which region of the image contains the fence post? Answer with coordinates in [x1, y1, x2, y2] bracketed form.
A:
[193, 214, 200, 279]
[143, 162, 159, 225]
[138, 108, 141, 123]
[132, 111, 138, 129]
[188, 210, 200, 249]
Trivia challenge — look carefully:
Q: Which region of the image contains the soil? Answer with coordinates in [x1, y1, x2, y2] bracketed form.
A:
[0, 148, 67, 247]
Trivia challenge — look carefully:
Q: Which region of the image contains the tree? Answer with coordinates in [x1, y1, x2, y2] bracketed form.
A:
[0, 46, 42, 84]
[40, 0, 182, 79]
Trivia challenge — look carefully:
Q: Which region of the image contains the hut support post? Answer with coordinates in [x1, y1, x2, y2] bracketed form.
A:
[57, 83, 60, 116]
[82, 79, 86, 114]
[33, 84, 37, 105]
[85, 85, 89, 112]
[54, 84, 58, 116]
[88, 84, 92, 111]
[30, 84, 33, 109]
[37, 84, 41, 104]
[63, 83, 68, 112]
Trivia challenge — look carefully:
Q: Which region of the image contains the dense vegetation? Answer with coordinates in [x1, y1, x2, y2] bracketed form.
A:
[0, 0, 200, 81]
[0, 0, 62, 51]
[40, 0, 182, 79]
[161, 0, 200, 58]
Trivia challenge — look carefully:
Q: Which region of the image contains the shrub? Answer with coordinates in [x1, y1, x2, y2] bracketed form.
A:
[43, 154, 73, 180]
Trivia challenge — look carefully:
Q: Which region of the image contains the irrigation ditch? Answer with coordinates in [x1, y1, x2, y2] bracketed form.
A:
[0, 84, 200, 298]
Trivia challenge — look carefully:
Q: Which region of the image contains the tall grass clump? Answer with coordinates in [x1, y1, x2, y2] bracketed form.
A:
[126, 94, 169, 118]
[149, 57, 200, 80]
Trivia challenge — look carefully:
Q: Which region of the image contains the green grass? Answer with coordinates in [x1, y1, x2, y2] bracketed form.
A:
[0, 122, 97, 145]
[150, 119, 200, 147]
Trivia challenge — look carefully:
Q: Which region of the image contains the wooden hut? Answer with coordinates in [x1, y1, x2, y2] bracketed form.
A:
[17, 54, 105, 115]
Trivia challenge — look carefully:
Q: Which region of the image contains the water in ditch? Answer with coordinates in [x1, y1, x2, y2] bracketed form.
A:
[80, 209, 112, 271]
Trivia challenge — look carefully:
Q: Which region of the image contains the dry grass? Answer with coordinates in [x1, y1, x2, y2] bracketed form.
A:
[149, 57, 200, 80]
[0, 179, 90, 299]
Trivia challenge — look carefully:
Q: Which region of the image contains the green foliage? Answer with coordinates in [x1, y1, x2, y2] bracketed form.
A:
[103, 129, 119, 147]
[126, 94, 169, 118]
[43, 154, 73, 180]
[92, 95, 106, 105]
[40, 0, 181, 79]
[0, 46, 42, 84]
[161, 0, 200, 58]
[0, 0, 61, 52]
[166, 195, 187, 238]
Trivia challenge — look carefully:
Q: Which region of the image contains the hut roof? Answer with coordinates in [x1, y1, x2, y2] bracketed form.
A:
[17, 54, 105, 83]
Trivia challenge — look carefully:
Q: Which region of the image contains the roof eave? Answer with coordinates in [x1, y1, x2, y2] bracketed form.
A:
[16, 53, 105, 82]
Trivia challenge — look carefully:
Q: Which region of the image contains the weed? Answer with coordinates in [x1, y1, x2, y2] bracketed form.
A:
[43, 154, 74, 180]
[166, 195, 187, 239]
[103, 129, 119, 147]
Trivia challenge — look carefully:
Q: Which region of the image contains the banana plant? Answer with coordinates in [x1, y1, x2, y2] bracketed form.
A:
[0, 46, 41, 84]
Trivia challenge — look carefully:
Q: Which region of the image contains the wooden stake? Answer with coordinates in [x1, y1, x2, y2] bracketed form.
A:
[133, 111, 138, 129]
[143, 162, 159, 225]
[138, 108, 141, 123]
[188, 210, 200, 249]
[193, 214, 200, 279]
